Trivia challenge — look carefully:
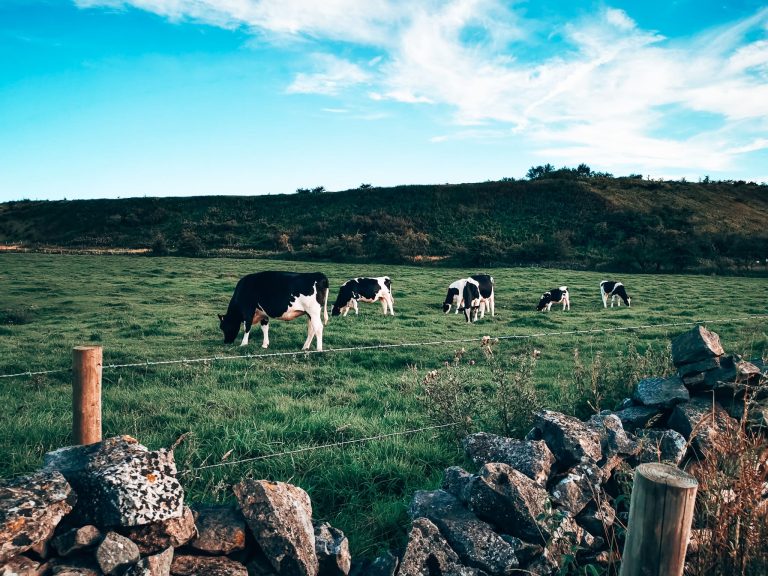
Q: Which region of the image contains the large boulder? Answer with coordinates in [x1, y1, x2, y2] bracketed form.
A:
[586, 413, 640, 459]
[671, 326, 724, 367]
[188, 505, 246, 556]
[409, 490, 519, 574]
[0, 470, 75, 563]
[398, 517, 480, 576]
[528, 411, 602, 468]
[233, 479, 318, 576]
[314, 523, 350, 576]
[632, 376, 689, 409]
[43, 436, 184, 527]
[462, 433, 555, 486]
[442, 467, 473, 502]
[123, 547, 174, 576]
[465, 463, 551, 544]
[0, 555, 45, 576]
[576, 499, 616, 538]
[121, 506, 196, 555]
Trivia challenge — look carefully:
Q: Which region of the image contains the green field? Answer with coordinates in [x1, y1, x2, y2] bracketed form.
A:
[1, 253, 766, 555]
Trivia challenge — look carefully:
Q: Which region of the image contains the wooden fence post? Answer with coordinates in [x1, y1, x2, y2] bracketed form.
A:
[72, 345, 102, 445]
[620, 462, 698, 576]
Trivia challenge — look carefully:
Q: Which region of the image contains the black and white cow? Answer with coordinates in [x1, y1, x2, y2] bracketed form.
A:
[600, 280, 631, 308]
[462, 278, 482, 323]
[442, 274, 495, 317]
[332, 276, 394, 317]
[218, 271, 329, 351]
[537, 286, 570, 312]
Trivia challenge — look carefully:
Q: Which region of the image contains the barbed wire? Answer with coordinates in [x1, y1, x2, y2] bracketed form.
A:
[1, 313, 765, 380]
[180, 421, 462, 475]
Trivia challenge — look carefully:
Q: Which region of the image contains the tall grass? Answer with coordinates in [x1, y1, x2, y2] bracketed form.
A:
[0, 253, 765, 556]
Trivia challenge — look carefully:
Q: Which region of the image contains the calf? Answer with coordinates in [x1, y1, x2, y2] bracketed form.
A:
[442, 274, 495, 317]
[218, 271, 329, 351]
[332, 276, 394, 317]
[537, 286, 570, 311]
[600, 280, 631, 308]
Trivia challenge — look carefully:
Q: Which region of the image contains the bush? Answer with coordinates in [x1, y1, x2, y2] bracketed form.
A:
[151, 233, 170, 256]
[176, 229, 206, 257]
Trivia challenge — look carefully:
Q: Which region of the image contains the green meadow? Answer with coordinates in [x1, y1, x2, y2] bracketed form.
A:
[1, 253, 766, 555]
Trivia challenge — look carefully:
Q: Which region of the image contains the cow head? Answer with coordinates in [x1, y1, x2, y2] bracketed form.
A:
[218, 313, 240, 343]
[536, 292, 552, 311]
[332, 284, 356, 317]
[443, 287, 459, 313]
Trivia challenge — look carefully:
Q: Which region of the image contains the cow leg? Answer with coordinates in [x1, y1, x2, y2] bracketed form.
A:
[240, 321, 251, 346]
[380, 297, 388, 315]
[489, 294, 495, 316]
[302, 317, 315, 350]
[387, 294, 395, 316]
[260, 318, 270, 348]
[478, 300, 485, 319]
[352, 299, 359, 315]
[342, 305, 350, 317]
[303, 314, 323, 351]
[602, 291, 608, 308]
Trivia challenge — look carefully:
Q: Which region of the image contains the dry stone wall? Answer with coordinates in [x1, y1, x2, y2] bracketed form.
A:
[1, 326, 765, 576]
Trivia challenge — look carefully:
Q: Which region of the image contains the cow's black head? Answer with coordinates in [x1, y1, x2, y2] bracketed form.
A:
[332, 284, 356, 317]
[536, 293, 551, 311]
[443, 287, 459, 313]
[218, 313, 240, 343]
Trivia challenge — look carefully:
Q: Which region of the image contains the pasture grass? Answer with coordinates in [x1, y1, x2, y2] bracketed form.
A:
[0, 253, 766, 556]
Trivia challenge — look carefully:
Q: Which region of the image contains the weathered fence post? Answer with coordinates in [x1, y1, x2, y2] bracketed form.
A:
[620, 462, 698, 576]
[72, 345, 102, 445]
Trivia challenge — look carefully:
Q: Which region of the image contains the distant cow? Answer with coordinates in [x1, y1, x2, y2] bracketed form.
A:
[218, 271, 329, 351]
[443, 274, 495, 317]
[537, 286, 570, 312]
[600, 280, 631, 308]
[332, 276, 394, 317]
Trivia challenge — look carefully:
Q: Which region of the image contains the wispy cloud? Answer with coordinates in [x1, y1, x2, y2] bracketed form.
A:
[75, 1, 768, 174]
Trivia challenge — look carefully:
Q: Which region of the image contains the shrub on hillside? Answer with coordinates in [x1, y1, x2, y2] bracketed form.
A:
[151, 233, 170, 256]
[176, 229, 206, 257]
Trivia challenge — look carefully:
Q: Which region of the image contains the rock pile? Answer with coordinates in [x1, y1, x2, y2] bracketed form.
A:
[1, 326, 765, 576]
[368, 325, 766, 575]
[1, 436, 350, 576]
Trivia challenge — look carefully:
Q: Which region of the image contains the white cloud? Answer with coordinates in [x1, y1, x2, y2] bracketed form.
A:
[286, 53, 370, 95]
[75, 1, 768, 174]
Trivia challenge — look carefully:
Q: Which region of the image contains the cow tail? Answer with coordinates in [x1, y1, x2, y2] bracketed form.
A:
[323, 287, 329, 325]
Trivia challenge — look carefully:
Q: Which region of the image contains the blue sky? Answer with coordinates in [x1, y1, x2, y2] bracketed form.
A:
[1, 0, 767, 201]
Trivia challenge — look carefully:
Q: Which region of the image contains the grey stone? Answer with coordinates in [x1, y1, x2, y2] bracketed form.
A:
[52, 525, 102, 557]
[45, 555, 101, 575]
[366, 551, 398, 576]
[722, 397, 768, 430]
[170, 554, 248, 576]
[43, 436, 184, 527]
[530, 410, 602, 467]
[671, 326, 724, 366]
[466, 462, 551, 544]
[668, 396, 737, 457]
[96, 531, 141, 576]
[122, 506, 196, 555]
[498, 535, 543, 566]
[314, 522, 350, 576]
[462, 433, 555, 486]
[409, 490, 519, 574]
[442, 467, 472, 502]
[677, 356, 722, 377]
[549, 462, 604, 516]
[546, 513, 596, 565]
[613, 405, 663, 432]
[0, 470, 75, 564]
[124, 547, 173, 576]
[633, 376, 689, 408]
[245, 553, 278, 576]
[634, 429, 688, 466]
[398, 518, 480, 576]
[587, 413, 640, 460]
[188, 505, 246, 555]
[234, 479, 318, 576]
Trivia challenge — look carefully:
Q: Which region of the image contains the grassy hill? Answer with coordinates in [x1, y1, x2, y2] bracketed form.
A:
[2, 175, 767, 273]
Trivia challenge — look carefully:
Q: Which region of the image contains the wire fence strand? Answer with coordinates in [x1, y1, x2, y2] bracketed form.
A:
[1, 313, 766, 380]
[181, 421, 462, 475]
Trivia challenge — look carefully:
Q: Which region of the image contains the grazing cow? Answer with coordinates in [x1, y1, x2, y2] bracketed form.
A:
[537, 286, 570, 312]
[442, 274, 495, 317]
[462, 278, 482, 323]
[218, 271, 329, 351]
[332, 276, 394, 317]
[600, 280, 631, 308]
